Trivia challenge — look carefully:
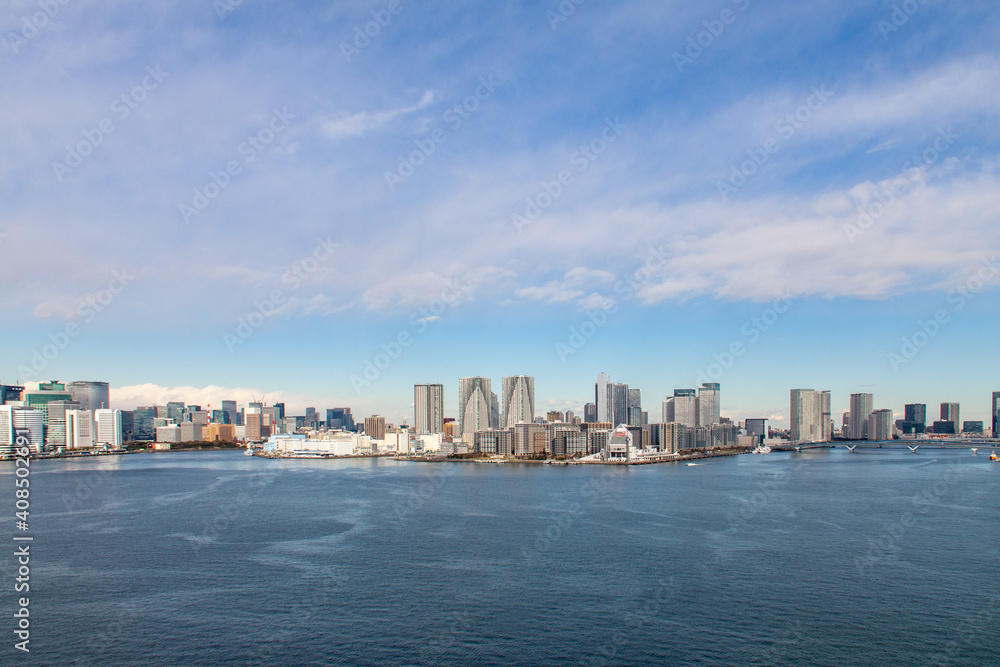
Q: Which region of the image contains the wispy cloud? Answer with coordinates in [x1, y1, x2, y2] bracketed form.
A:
[318, 91, 435, 140]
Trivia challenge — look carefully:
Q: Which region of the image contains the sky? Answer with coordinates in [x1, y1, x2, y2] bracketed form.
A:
[2, 0, 999, 427]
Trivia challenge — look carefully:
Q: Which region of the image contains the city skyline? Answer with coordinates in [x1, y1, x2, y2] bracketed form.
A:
[2, 2, 999, 432]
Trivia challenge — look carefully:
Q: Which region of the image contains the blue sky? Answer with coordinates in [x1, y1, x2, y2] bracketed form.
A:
[2, 0, 998, 426]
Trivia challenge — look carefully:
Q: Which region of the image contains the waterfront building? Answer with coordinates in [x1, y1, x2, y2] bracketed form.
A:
[744, 419, 768, 443]
[870, 409, 894, 441]
[790, 389, 830, 443]
[414, 384, 445, 435]
[474, 429, 514, 456]
[698, 383, 721, 426]
[900, 404, 927, 434]
[202, 423, 235, 442]
[848, 393, 874, 440]
[0, 406, 45, 453]
[459, 377, 493, 441]
[502, 375, 535, 427]
[940, 403, 960, 435]
[66, 409, 94, 449]
[364, 415, 387, 441]
[963, 421, 984, 435]
[584, 402, 597, 423]
[94, 409, 123, 448]
[993, 392, 1000, 438]
[611, 382, 629, 426]
[932, 421, 956, 435]
[179, 422, 203, 442]
[603, 425, 632, 462]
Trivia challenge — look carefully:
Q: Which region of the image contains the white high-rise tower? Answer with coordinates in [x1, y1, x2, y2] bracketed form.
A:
[502, 376, 535, 427]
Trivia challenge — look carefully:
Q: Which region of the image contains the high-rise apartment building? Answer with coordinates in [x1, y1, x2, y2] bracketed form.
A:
[611, 383, 629, 426]
[698, 383, 721, 426]
[870, 409, 894, 441]
[596, 373, 610, 423]
[993, 392, 1000, 437]
[940, 403, 960, 434]
[502, 376, 535, 427]
[459, 377, 493, 441]
[364, 415, 386, 441]
[584, 403, 597, 423]
[790, 389, 831, 443]
[848, 393, 874, 440]
[414, 384, 445, 435]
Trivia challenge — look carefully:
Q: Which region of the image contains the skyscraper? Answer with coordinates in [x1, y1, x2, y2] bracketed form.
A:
[870, 409, 894, 441]
[459, 377, 492, 441]
[790, 389, 831, 443]
[993, 392, 1000, 438]
[414, 384, 445, 435]
[662, 397, 674, 424]
[698, 383, 721, 426]
[611, 382, 629, 426]
[901, 403, 926, 434]
[672, 389, 698, 428]
[67, 381, 110, 412]
[627, 388, 642, 427]
[222, 400, 238, 425]
[596, 373, 611, 423]
[584, 403, 597, 423]
[849, 393, 874, 440]
[940, 402, 960, 434]
[502, 375, 535, 427]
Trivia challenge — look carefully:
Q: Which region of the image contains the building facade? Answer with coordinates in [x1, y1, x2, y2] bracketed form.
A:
[414, 384, 445, 435]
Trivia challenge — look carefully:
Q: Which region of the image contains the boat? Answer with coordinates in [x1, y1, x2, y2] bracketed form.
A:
[686, 462, 698, 466]
[244, 447, 254, 457]
[752, 445, 772, 454]
[991, 451, 998, 461]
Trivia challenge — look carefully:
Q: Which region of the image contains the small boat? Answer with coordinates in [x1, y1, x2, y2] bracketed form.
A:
[686, 462, 698, 467]
[991, 451, 998, 461]
[244, 447, 254, 457]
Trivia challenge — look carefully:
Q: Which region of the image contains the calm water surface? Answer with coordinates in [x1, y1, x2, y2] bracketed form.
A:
[2, 448, 997, 666]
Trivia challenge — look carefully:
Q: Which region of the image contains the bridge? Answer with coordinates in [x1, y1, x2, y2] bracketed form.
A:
[772, 439, 1000, 454]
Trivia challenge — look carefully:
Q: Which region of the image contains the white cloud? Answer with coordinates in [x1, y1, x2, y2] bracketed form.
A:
[318, 91, 435, 140]
[515, 267, 616, 307]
